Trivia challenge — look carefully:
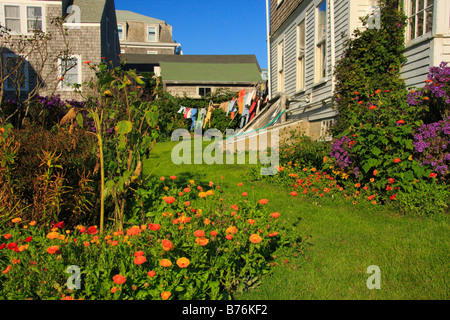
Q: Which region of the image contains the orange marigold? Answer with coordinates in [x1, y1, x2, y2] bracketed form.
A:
[160, 259, 172, 267]
[249, 234, 262, 244]
[193, 230, 205, 237]
[195, 236, 209, 246]
[134, 255, 147, 265]
[162, 239, 174, 251]
[258, 199, 269, 205]
[161, 291, 171, 300]
[176, 257, 190, 268]
[113, 274, 126, 284]
[47, 246, 60, 254]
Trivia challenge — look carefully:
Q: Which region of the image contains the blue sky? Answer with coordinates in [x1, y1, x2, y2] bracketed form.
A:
[114, 0, 269, 69]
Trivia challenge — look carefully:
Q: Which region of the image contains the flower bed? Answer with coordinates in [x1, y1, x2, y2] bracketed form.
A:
[0, 178, 304, 300]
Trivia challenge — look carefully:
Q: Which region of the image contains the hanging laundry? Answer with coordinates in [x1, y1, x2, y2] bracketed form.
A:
[248, 98, 258, 121]
[238, 89, 245, 114]
[177, 106, 187, 114]
[195, 108, 207, 131]
[184, 108, 191, 119]
[240, 104, 250, 128]
[226, 99, 237, 116]
[219, 101, 228, 112]
[203, 101, 214, 129]
[190, 108, 197, 131]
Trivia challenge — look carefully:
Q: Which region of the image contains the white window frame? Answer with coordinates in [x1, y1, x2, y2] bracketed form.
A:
[277, 40, 284, 93]
[3, 53, 29, 91]
[296, 19, 306, 92]
[147, 25, 158, 42]
[320, 118, 334, 141]
[315, 0, 327, 83]
[117, 24, 124, 40]
[58, 55, 81, 91]
[405, 0, 434, 42]
[1, 3, 45, 35]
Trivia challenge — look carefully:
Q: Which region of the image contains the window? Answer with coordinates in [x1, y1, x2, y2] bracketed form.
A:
[316, 0, 327, 82]
[59, 56, 80, 90]
[198, 87, 211, 97]
[117, 24, 123, 40]
[320, 118, 334, 141]
[406, 0, 433, 41]
[3, 53, 28, 91]
[277, 40, 284, 92]
[148, 26, 157, 42]
[296, 20, 306, 91]
[27, 6, 42, 33]
[3, 5, 44, 34]
[4, 5, 21, 33]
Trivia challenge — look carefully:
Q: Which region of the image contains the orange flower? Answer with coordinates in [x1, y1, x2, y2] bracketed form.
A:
[375, 89, 382, 94]
[147, 270, 156, 278]
[47, 246, 60, 254]
[162, 239, 174, 251]
[46, 232, 59, 239]
[29, 221, 37, 226]
[195, 236, 209, 246]
[210, 231, 218, 236]
[113, 274, 126, 285]
[4, 233, 12, 240]
[170, 175, 177, 180]
[176, 257, 190, 268]
[134, 251, 145, 257]
[205, 190, 214, 196]
[393, 158, 401, 163]
[111, 287, 117, 293]
[2, 265, 12, 274]
[11, 217, 21, 223]
[258, 199, 269, 205]
[249, 234, 262, 244]
[290, 191, 297, 196]
[270, 212, 280, 219]
[247, 219, 256, 225]
[225, 226, 238, 234]
[369, 105, 377, 110]
[161, 291, 171, 300]
[163, 196, 176, 204]
[126, 226, 141, 236]
[193, 230, 205, 237]
[198, 192, 207, 198]
[373, 169, 378, 176]
[149, 223, 161, 231]
[231, 204, 238, 211]
[160, 259, 172, 267]
[160, 176, 165, 181]
[238, 182, 243, 187]
[84, 60, 91, 64]
[134, 255, 146, 265]
[225, 234, 233, 240]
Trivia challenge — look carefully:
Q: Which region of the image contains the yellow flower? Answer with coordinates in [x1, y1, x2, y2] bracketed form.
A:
[176, 257, 190, 268]
[189, 180, 195, 185]
[198, 192, 207, 198]
[205, 190, 214, 196]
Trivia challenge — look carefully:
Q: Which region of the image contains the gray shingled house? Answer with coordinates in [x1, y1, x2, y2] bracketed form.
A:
[116, 9, 181, 55]
[1, 0, 121, 100]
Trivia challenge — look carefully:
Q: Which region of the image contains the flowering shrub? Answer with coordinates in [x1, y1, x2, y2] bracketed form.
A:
[0, 179, 305, 300]
[413, 118, 450, 177]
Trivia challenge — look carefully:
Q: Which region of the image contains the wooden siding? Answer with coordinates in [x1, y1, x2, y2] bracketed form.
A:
[401, 38, 433, 89]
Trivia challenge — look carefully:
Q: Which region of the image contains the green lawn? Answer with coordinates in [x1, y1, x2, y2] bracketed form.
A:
[144, 141, 449, 300]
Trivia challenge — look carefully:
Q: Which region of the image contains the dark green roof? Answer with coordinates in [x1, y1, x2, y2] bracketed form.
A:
[160, 61, 263, 84]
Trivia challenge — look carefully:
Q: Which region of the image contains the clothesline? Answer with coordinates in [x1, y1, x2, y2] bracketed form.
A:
[176, 83, 269, 132]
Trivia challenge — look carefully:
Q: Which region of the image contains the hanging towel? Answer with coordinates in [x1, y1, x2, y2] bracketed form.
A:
[203, 102, 214, 129]
[195, 108, 207, 131]
[184, 108, 192, 119]
[177, 106, 186, 114]
[238, 89, 245, 114]
[240, 105, 250, 128]
[190, 108, 197, 131]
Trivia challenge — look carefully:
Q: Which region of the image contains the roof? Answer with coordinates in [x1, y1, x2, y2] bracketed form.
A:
[116, 10, 165, 24]
[63, 0, 107, 23]
[160, 61, 263, 84]
[122, 54, 262, 71]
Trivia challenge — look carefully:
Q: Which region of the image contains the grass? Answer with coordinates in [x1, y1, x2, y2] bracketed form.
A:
[144, 140, 449, 300]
